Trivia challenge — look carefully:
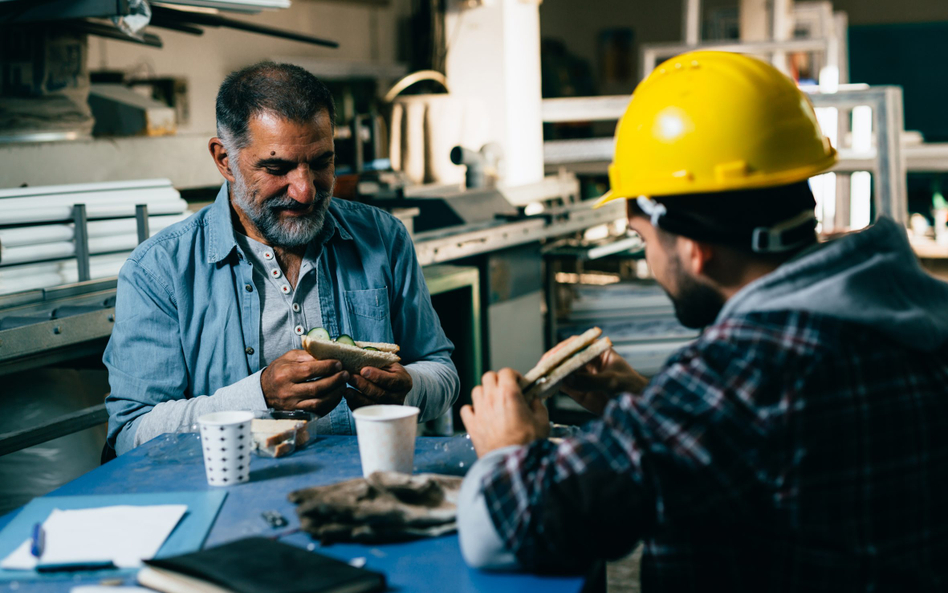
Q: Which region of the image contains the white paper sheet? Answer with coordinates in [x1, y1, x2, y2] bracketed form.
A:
[0, 505, 188, 570]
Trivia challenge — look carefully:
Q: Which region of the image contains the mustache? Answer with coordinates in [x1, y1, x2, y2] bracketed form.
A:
[265, 191, 332, 212]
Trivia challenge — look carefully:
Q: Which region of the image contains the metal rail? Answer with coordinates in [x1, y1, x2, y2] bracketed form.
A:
[0, 404, 108, 457]
[0, 199, 625, 368]
[540, 86, 909, 227]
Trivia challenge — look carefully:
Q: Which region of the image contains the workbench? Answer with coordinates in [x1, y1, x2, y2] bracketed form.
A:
[0, 435, 588, 593]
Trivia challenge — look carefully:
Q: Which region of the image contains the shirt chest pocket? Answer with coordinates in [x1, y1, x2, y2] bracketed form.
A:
[344, 287, 394, 343]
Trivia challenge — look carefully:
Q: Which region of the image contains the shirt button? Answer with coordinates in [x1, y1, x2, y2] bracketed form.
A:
[292, 303, 300, 312]
[270, 268, 282, 278]
[263, 251, 274, 260]
[295, 325, 304, 335]
[245, 347, 255, 355]
[281, 285, 290, 294]
[245, 284, 253, 292]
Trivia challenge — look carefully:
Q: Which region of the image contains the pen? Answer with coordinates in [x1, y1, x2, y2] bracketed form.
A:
[30, 523, 44, 558]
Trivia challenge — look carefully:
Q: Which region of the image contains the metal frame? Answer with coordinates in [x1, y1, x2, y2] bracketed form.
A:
[0, 404, 107, 457]
[811, 86, 908, 226]
[539, 85, 909, 228]
[0, 199, 625, 369]
[412, 200, 625, 266]
[640, 38, 829, 84]
[672, 0, 847, 82]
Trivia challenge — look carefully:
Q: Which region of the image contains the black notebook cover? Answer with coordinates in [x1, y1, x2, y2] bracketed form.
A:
[144, 537, 386, 593]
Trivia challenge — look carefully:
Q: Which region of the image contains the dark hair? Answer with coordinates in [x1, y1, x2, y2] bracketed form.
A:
[216, 61, 335, 150]
[630, 181, 818, 256]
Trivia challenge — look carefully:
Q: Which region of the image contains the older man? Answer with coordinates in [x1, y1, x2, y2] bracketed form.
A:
[458, 52, 948, 591]
[104, 62, 458, 455]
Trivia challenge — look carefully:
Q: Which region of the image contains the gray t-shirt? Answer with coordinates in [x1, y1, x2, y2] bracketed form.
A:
[235, 232, 340, 435]
[234, 232, 323, 366]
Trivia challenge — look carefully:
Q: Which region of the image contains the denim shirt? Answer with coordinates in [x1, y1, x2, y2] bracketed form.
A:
[104, 183, 459, 454]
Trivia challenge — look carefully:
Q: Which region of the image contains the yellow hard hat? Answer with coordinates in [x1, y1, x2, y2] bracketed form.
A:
[597, 51, 837, 207]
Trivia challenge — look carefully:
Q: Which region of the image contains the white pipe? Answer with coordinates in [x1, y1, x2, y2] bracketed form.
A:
[0, 186, 181, 214]
[0, 251, 131, 294]
[1, 232, 155, 266]
[0, 213, 188, 248]
[0, 179, 174, 199]
[1, 199, 189, 225]
[0, 253, 130, 279]
[682, 0, 701, 45]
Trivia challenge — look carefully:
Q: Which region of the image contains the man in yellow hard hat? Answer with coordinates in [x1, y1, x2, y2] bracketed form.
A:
[457, 51, 948, 591]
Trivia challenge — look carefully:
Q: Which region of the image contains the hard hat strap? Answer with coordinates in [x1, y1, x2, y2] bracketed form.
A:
[636, 196, 816, 254]
[750, 210, 818, 253]
[635, 196, 667, 228]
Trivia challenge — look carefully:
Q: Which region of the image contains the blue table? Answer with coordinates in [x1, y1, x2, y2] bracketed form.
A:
[0, 436, 587, 593]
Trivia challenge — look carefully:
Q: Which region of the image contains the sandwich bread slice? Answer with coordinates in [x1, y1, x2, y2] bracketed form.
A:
[520, 327, 612, 401]
[301, 335, 400, 375]
[251, 418, 310, 458]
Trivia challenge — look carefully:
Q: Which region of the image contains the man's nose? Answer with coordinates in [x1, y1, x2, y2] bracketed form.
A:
[286, 166, 316, 204]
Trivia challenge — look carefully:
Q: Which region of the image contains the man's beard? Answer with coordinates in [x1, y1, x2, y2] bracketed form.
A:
[231, 166, 333, 249]
[665, 254, 726, 330]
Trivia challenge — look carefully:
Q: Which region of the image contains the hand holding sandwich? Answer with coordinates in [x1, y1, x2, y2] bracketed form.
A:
[560, 349, 649, 415]
[261, 349, 350, 416]
[344, 363, 413, 409]
[460, 369, 550, 457]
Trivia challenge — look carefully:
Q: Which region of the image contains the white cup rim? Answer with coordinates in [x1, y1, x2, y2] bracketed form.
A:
[198, 411, 254, 426]
[352, 405, 420, 422]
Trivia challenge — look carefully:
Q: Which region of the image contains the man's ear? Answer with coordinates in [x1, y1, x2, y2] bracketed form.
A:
[209, 137, 236, 183]
[678, 236, 715, 277]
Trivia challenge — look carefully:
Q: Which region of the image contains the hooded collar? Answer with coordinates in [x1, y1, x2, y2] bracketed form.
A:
[716, 217, 948, 351]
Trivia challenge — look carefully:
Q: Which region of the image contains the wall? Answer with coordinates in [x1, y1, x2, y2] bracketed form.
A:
[89, 0, 412, 135]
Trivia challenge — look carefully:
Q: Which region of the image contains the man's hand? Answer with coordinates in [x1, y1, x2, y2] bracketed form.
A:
[261, 349, 349, 416]
[344, 363, 413, 410]
[460, 369, 550, 458]
[560, 348, 648, 415]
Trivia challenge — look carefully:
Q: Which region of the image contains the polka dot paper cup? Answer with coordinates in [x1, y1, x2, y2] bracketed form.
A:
[198, 411, 254, 486]
[353, 405, 420, 477]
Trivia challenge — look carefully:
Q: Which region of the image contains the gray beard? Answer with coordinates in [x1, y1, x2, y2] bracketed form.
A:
[231, 167, 333, 249]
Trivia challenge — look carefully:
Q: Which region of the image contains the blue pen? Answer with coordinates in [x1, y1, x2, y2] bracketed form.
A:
[30, 523, 44, 558]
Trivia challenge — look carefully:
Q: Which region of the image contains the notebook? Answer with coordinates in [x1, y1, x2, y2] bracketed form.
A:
[139, 537, 386, 593]
[0, 491, 226, 582]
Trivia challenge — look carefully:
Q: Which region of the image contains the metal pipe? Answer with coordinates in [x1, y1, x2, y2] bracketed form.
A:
[149, 6, 338, 48]
[1, 200, 187, 226]
[0, 186, 180, 211]
[451, 146, 487, 189]
[0, 255, 130, 295]
[682, 0, 701, 45]
[1, 232, 150, 267]
[135, 204, 150, 245]
[72, 205, 91, 282]
[0, 214, 186, 248]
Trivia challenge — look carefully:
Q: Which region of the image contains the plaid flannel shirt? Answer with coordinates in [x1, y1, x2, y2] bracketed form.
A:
[482, 310, 948, 592]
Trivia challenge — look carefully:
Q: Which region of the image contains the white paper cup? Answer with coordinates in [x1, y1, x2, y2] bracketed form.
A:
[198, 411, 254, 486]
[352, 405, 420, 477]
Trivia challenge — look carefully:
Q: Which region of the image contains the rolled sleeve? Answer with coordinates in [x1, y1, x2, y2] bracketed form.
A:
[104, 259, 267, 455]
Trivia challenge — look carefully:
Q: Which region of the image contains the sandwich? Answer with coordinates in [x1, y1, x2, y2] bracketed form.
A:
[519, 327, 612, 401]
[251, 418, 309, 458]
[300, 327, 400, 375]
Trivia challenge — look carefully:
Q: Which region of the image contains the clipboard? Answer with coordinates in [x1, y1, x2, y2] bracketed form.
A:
[0, 491, 227, 582]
